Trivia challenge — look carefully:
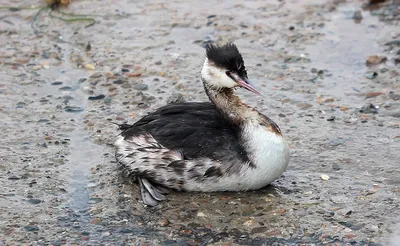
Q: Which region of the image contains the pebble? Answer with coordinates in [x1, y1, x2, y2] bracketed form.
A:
[59, 86, 73, 91]
[345, 233, 356, 239]
[24, 225, 39, 232]
[84, 64, 95, 70]
[327, 116, 335, 121]
[88, 94, 106, 100]
[167, 93, 185, 104]
[360, 103, 379, 114]
[364, 72, 378, 79]
[27, 198, 42, 204]
[384, 40, 400, 46]
[389, 91, 400, 100]
[89, 72, 102, 79]
[243, 219, 254, 226]
[126, 72, 141, 77]
[197, 212, 206, 217]
[133, 83, 148, 90]
[366, 91, 383, 98]
[51, 81, 63, 86]
[320, 174, 330, 180]
[64, 106, 84, 113]
[8, 175, 20, 180]
[366, 55, 386, 65]
[158, 219, 170, 226]
[329, 138, 346, 146]
[251, 227, 268, 234]
[296, 103, 313, 110]
[241, 207, 256, 216]
[353, 10, 363, 21]
[113, 78, 126, 84]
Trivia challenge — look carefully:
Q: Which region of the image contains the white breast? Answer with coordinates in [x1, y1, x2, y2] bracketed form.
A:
[238, 123, 290, 190]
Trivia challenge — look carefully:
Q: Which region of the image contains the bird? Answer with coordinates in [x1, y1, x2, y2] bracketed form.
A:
[114, 43, 290, 206]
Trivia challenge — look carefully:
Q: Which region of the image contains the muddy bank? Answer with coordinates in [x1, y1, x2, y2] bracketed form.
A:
[1, 0, 399, 245]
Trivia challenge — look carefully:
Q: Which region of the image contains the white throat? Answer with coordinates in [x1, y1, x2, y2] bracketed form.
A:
[201, 58, 236, 89]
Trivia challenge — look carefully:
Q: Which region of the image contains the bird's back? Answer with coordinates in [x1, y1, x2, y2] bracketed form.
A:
[121, 102, 250, 164]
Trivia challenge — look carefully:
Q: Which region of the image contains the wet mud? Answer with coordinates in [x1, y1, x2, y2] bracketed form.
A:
[1, 0, 400, 245]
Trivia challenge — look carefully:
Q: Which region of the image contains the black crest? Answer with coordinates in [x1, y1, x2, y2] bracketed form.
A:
[206, 43, 247, 77]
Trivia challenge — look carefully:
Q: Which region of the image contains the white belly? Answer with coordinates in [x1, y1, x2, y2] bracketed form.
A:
[238, 123, 290, 190]
[184, 124, 290, 192]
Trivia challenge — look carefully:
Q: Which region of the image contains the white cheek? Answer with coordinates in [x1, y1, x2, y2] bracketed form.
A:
[201, 59, 236, 88]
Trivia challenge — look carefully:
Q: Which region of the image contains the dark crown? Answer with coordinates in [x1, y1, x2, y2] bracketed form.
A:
[206, 43, 247, 78]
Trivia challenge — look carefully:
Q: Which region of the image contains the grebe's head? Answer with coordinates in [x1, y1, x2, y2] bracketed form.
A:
[201, 43, 260, 95]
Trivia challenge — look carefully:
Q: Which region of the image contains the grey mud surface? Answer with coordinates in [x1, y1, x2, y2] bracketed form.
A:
[1, 0, 400, 245]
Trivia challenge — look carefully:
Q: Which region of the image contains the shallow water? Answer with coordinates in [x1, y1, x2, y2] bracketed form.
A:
[1, 0, 400, 245]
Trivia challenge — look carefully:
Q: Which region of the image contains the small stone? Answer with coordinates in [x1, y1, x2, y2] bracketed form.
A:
[121, 68, 130, 73]
[296, 103, 312, 110]
[24, 225, 39, 232]
[332, 164, 341, 170]
[197, 212, 206, 217]
[327, 116, 335, 121]
[345, 233, 356, 239]
[86, 42, 91, 51]
[84, 64, 95, 70]
[251, 227, 268, 234]
[366, 55, 386, 65]
[384, 40, 400, 46]
[158, 219, 170, 226]
[243, 219, 254, 226]
[360, 103, 378, 114]
[320, 174, 330, 180]
[88, 94, 106, 100]
[126, 72, 141, 77]
[389, 91, 400, 101]
[366, 91, 383, 98]
[353, 10, 363, 21]
[364, 72, 378, 79]
[64, 106, 84, 113]
[167, 93, 185, 104]
[27, 198, 42, 204]
[8, 175, 20, 180]
[137, 102, 149, 108]
[288, 26, 295, 30]
[329, 138, 346, 146]
[113, 78, 127, 84]
[133, 83, 148, 90]
[59, 86, 73, 91]
[89, 72, 102, 79]
[241, 207, 256, 216]
[90, 218, 101, 224]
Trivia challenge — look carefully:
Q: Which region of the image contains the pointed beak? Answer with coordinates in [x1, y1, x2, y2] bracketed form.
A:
[229, 72, 262, 96]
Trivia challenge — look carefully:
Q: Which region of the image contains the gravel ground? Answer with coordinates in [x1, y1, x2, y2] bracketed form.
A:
[1, 0, 400, 245]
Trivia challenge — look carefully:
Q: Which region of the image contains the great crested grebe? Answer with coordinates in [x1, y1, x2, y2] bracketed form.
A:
[115, 43, 289, 206]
